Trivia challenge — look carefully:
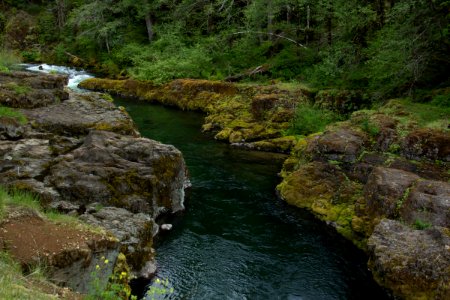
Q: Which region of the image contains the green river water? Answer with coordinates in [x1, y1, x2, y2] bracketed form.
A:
[114, 98, 389, 300]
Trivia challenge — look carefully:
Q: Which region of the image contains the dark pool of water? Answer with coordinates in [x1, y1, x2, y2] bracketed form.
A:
[114, 98, 389, 300]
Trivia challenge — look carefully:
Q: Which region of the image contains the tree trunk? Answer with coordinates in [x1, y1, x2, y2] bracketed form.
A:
[377, 0, 385, 26]
[267, 0, 274, 41]
[145, 13, 154, 43]
[56, 0, 66, 29]
[326, 11, 332, 46]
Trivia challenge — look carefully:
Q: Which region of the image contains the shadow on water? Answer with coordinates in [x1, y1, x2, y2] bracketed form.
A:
[114, 97, 390, 300]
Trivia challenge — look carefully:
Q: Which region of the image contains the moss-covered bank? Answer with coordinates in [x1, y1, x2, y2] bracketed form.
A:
[277, 99, 450, 299]
[80, 78, 313, 153]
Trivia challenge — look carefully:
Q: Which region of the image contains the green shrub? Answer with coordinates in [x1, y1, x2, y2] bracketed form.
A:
[360, 117, 380, 137]
[0, 49, 21, 70]
[430, 94, 450, 107]
[87, 256, 134, 300]
[21, 50, 41, 62]
[287, 103, 340, 135]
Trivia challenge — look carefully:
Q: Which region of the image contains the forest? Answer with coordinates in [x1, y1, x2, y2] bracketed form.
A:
[0, 0, 449, 102]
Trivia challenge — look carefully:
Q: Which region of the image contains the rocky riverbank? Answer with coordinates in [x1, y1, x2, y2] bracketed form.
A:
[0, 71, 188, 295]
[79, 78, 313, 153]
[277, 101, 449, 299]
[80, 77, 449, 299]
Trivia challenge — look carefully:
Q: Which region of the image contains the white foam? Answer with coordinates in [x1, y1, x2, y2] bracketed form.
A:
[23, 64, 94, 92]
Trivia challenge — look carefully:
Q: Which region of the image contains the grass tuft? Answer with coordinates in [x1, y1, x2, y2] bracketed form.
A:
[0, 106, 28, 124]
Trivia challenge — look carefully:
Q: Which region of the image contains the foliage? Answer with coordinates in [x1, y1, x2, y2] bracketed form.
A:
[146, 278, 174, 300]
[380, 98, 450, 131]
[0, 49, 21, 71]
[431, 93, 450, 107]
[287, 103, 340, 136]
[0, 105, 28, 124]
[0, 0, 448, 97]
[360, 117, 380, 137]
[87, 256, 135, 300]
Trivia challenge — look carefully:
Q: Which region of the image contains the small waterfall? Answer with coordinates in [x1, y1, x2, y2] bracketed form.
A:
[22, 64, 94, 92]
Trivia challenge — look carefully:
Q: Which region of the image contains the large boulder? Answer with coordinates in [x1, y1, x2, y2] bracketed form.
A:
[307, 128, 367, 163]
[47, 130, 186, 216]
[400, 180, 450, 228]
[80, 206, 158, 278]
[368, 219, 450, 299]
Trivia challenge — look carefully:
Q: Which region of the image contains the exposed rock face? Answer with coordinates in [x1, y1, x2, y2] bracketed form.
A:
[307, 128, 366, 163]
[47, 130, 186, 216]
[364, 167, 420, 220]
[277, 103, 450, 299]
[80, 206, 157, 277]
[0, 71, 188, 291]
[0, 71, 69, 108]
[22, 93, 139, 136]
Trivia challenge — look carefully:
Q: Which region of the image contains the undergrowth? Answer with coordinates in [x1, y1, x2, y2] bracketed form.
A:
[0, 252, 57, 300]
[287, 103, 340, 136]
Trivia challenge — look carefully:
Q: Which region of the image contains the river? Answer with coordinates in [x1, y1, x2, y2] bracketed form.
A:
[113, 98, 389, 300]
[23, 64, 388, 299]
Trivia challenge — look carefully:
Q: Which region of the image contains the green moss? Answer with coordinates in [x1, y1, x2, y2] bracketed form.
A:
[80, 78, 308, 152]
[277, 162, 369, 248]
[100, 93, 114, 102]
